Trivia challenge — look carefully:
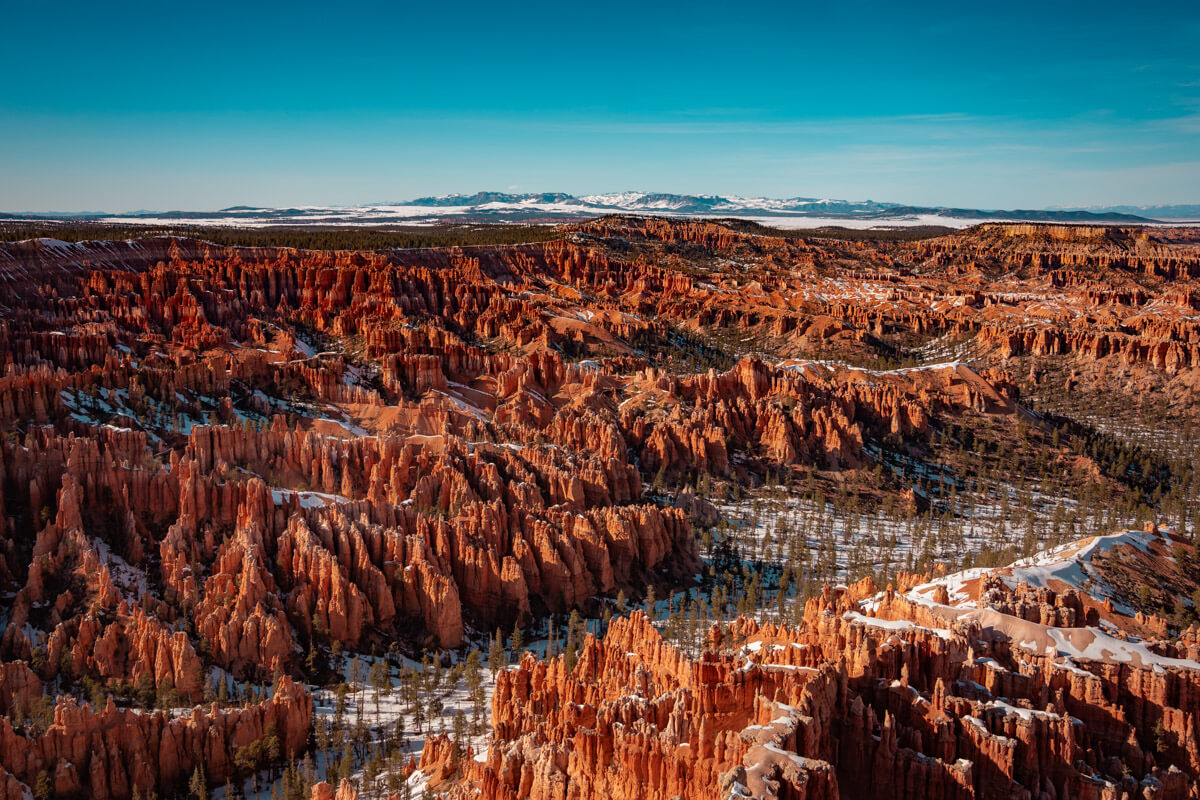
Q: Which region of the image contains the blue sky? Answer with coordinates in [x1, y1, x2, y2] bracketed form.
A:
[2, 0, 1198, 211]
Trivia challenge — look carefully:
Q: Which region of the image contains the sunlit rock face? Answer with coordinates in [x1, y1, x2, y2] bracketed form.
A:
[1, 217, 1200, 799]
[443, 534, 1200, 800]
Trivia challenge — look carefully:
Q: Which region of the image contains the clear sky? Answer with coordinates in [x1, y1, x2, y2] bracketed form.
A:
[2, 0, 1198, 212]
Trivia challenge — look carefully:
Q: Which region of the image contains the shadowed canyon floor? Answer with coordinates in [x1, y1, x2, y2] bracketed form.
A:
[0, 218, 1198, 799]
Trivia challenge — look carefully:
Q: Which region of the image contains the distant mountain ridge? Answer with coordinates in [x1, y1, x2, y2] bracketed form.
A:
[405, 191, 902, 216]
[4, 191, 1196, 228]
[1063, 203, 1200, 220]
[408, 191, 577, 207]
[402, 191, 1160, 222]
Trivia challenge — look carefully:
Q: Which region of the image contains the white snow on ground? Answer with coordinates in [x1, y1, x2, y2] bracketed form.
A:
[1002, 529, 1166, 612]
[431, 389, 488, 422]
[843, 610, 952, 639]
[903, 527, 1169, 616]
[709, 444, 1161, 597]
[781, 359, 968, 376]
[312, 655, 496, 799]
[92, 537, 149, 600]
[270, 488, 352, 509]
[313, 416, 371, 437]
[737, 214, 1006, 230]
[210, 653, 498, 800]
[1042, 627, 1200, 671]
[713, 492, 993, 586]
[853, 527, 1200, 673]
[293, 337, 318, 358]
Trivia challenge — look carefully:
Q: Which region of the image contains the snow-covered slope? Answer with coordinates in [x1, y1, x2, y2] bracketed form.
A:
[901, 526, 1183, 616]
[844, 527, 1200, 671]
[868, 526, 1200, 670]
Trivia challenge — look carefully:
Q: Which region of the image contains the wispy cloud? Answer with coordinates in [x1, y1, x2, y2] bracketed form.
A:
[539, 113, 981, 137]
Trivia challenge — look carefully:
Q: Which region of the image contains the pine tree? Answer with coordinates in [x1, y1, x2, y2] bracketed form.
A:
[33, 771, 51, 800]
[509, 622, 524, 660]
[465, 650, 484, 727]
[488, 628, 506, 677]
[189, 767, 206, 800]
[453, 710, 469, 760]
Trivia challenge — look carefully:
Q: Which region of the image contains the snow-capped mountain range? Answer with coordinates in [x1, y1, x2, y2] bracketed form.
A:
[406, 191, 903, 217]
[6, 191, 1197, 229]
